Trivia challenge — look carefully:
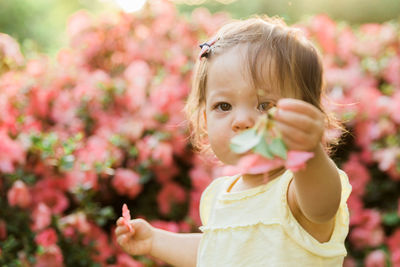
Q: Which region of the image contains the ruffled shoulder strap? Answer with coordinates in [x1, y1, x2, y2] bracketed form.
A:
[199, 176, 233, 226]
[279, 168, 352, 257]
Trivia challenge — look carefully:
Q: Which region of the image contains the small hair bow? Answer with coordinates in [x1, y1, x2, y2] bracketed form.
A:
[198, 36, 219, 60]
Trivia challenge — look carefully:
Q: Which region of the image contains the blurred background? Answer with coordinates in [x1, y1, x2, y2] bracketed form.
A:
[1, 0, 400, 267]
[1, 0, 400, 55]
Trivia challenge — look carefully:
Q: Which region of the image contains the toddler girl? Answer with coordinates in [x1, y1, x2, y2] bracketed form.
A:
[115, 16, 351, 267]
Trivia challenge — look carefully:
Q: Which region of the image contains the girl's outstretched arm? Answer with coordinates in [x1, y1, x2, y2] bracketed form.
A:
[151, 229, 202, 267]
[116, 217, 202, 267]
[290, 143, 341, 224]
[275, 99, 342, 224]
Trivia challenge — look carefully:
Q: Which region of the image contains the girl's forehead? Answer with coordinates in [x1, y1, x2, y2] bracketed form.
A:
[206, 45, 277, 99]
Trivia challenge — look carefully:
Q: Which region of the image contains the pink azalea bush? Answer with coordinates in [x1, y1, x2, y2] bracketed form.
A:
[0, 1, 400, 265]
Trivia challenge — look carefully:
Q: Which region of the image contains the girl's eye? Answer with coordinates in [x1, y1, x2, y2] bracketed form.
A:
[258, 102, 274, 111]
[215, 102, 232, 111]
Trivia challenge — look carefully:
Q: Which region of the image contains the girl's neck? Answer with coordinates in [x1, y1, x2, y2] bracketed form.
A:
[241, 167, 286, 187]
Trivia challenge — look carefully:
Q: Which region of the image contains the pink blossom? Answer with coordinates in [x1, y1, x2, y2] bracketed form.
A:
[35, 228, 58, 247]
[0, 33, 24, 66]
[342, 153, 370, 196]
[0, 220, 6, 240]
[112, 253, 144, 267]
[59, 212, 90, 235]
[66, 169, 98, 192]
[0, 130, 25, 173]
[153, 164, 179, 184]
[387, 229, 400, 266]
[150, 220, 180, 233]
[7, 180, 31, 208]
[34, 245, 64, 267]
[157, 182, 186, 215]
[33, 188, 69, 214]
[343, 256, 357, 267]
[112, 168, 142, 199]
[349, 209, 384, 249]
[365, 250, 386, 267]
[31, 203, 52, 231]
[232, 154, 284, 175]
[152, 142, 174, 167]
[310, 15, 337, 54]
[189, 166, 212, 191]
[285, 151, 314, 171]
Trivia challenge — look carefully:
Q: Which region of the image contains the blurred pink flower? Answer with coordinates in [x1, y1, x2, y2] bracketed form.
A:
[189, 166, 212, 191]
[59, 212, 91, 235]
[34, 244, 64, 267]
[112, 253, 144, 267]
[112, 168, 142, 199]
[0, 33, 24, 66]
[157, 182, 186, 215]
[342, 153, 370, 196]
[152, 142, 174, 167]
[7, 180, 31, 208]
[66, 169, 98, 192]
[31, 203, 52, 231]
[310, 15, 336, 54]
[349, 209, 384, 249]
[0, 130, 25, 173]
[35, 228, 58, 247]
[343, 256, 357, 267]
[0, 220, 6, 240]
[150, 220, 180, 233]
[365, 250, 386, 267]
[387, 229, 400, 266]
[153, 164, 179, 184]
[32, 188, 69, 215]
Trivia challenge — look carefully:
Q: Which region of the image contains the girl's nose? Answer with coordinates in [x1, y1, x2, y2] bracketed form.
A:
[232, 112, 256, 132]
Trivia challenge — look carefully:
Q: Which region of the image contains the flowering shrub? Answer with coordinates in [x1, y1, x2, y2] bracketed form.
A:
[0, 1, 400, 266]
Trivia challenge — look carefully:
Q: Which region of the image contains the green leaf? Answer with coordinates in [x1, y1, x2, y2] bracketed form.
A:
[230, 129, 261, 154]
[252, 136, 274, 159]
[269, 138, 287, 159]
[383, 212, 400, 226]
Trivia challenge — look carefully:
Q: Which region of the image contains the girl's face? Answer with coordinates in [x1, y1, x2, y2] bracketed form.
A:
[204, 45, 278, 165]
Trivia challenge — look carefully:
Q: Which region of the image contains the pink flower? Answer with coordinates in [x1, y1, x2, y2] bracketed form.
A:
[150, 220, 180, 233]
[157, 182, 186, 215]
[112, 168, 143, 199]
[7, 180, 31, 208]
[387, 229, 400, 266]
[0, 220, 6, 240]
[31, 203, 52, 231]
[34, 244, 64, 267]
[189, 166, 212, 191]
[59, 212, 90, 235]
[365, 250, 386, 267]
[349, 209, 384, 249]
[35, 228, 58, 247]
[0, 130, 25, 173]
[310, 15, 337, 54]
[33, 188, 69, 215]
[342, 153, 370, 196]
[343, 256, 357, 267]
[285, 151, 314, 171]
[152, 142, 174, 167]
[233, 154, 284, 175]
[112, 253, 144, 267]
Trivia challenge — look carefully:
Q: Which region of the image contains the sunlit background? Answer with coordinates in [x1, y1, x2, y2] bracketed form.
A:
[1, 0, 399, 55]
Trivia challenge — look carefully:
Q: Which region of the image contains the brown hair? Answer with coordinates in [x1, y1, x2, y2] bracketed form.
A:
[184, 16, 344, 155]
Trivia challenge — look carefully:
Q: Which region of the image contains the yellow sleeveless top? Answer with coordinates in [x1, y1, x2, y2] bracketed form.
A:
[197, 169, 351, 267]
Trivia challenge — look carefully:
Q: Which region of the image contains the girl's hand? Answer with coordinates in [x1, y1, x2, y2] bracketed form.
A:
[275, 98, 324, 152]
[115, 217, 154, 256]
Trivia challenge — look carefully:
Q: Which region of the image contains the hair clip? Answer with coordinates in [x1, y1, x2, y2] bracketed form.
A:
[198, 36, 219, 60]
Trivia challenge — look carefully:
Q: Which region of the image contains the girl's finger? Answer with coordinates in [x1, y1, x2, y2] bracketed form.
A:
[277, 98, 321, 120]
[117, 217, 124, 226]
[115, 225, 129, 235]
[275, 110, 315, 135]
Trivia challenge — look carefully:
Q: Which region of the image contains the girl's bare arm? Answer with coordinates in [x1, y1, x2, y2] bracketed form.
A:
[150, 229, 203, 267]
[291, 143, 342, 224]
